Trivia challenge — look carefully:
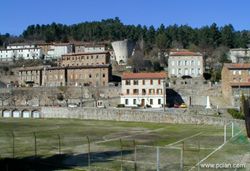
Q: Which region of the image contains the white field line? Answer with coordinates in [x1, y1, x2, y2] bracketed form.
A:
[95, 127, 165, 144]
[165, 132, 203, 147]
[188, 129, 243, 171]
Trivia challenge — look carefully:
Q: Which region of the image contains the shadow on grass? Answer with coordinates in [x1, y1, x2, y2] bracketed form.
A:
[0, 150, 133, 171]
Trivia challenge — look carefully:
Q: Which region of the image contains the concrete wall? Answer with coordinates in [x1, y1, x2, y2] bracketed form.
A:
[40, 107, 244, 126]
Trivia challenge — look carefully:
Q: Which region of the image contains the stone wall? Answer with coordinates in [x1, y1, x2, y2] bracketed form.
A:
[41, 107, 244, 126]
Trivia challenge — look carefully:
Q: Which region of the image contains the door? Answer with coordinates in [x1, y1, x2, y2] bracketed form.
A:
[23, 111, 30, 118]
[3, 110, 11, 118]
[32, 111, 40, 118]
[13, 110, 20, 118]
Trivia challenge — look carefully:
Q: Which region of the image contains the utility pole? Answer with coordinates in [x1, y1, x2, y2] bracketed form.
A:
[163, 79, 166, 112]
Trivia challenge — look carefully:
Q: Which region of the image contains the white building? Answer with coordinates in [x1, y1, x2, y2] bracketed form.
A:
[168, 49, 203, 78]
[229, 48, 250, 63]
[120, 72, 167, 108]
[7, 44, 35, 49]
[47, 43, 73, 60]
[0, 46, 42, 61]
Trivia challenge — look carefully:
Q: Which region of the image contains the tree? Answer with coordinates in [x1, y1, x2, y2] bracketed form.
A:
[220, 24, 235, 48]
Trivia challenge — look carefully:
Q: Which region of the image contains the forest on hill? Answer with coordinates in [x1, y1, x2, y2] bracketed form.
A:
[0, 17, 249, 52]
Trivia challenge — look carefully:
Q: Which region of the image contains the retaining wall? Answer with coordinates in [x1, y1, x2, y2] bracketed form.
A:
[41, 107, 244, 126]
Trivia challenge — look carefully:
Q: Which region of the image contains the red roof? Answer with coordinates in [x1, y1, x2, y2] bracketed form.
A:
[170, 51, 202, 56]
[122, 72, 167, 79]
[224, 63, 250, 69]
[230, 82, 250, 86]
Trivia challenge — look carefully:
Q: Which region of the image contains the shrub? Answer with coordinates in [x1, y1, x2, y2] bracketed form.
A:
[227, 108, 245, 120]
[117, 104, 125, 108]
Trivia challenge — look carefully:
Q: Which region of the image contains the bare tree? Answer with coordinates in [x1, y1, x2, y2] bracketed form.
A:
[88, 87, 100, 107]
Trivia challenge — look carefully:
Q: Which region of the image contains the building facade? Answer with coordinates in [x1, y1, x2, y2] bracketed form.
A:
[0, 47, 42, 61]
[222, 63, 250, 107]
[168, 49, 203, 78]
[60, 52, 110, 67]
[47, 43, 73, 59]
[229, 48, 250, 63]
[120, 72, 167, 108]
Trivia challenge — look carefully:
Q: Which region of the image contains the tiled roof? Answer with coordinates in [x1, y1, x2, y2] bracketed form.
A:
[122, 72, 167, 79]
[224, 63, 250, 69]
[230, 82, 250, 86]
[170, 51, 202, 56]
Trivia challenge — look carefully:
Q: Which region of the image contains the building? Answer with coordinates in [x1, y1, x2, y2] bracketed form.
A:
[47, 43, 73, 60]
[0, 45, 43, 61]
[18, 65, 111, 87]
[120, 72, 167, 108]
[221, 63, 250, 107]
[36, 42, 53, 57]
[60, 52, 110, 67]
[229, 48, 250, 63]
[111, 39, 135, 65]
[168, 49, 203, 78]
[74, 43, 106, 53]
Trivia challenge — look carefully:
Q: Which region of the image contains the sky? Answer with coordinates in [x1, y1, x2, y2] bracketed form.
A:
[1, 0, 250, 35]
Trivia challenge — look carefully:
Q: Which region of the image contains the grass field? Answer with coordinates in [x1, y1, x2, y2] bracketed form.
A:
[0, 118, 247, 171]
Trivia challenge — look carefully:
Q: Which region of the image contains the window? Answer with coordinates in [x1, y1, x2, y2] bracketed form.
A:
[125, 80, 130, 85]
[150, 80, 153, 85]
[125, 99, 128, 105]
[171, 61, 175, 66]
[126, 89, 130, 95]
[142, 80, 145, 85]
[134, 80, 138, 85]
[191, 60, 194, 65]
[178, 61, 181, 66]
[233, 70, 236, 75]
[157, 89, 162, 94]
[103, 74, 105, 78]
[158, 99, 161, 105]
[149, 89, 155, 95]
[185, 61, 187, 66]
[239, 70, 242, 75]
[89, 74, 92, 78]
[158, 79, 161, 85]
[150, 99, 153, 105]
[133, 99, 136, 105]
[142, 89, 146, 95]
[133, 89, 139, 95]
[172, 69, 175, 75]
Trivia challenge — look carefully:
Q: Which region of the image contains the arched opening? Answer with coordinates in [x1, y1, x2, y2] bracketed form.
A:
[22, 110, 30, 118]
[12, 110, 21, 118]
[32, 110, 40, 118]
[3, 110, 11, 118]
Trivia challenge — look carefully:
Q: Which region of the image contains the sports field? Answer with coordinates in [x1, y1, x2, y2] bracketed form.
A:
[0, 118, 247, 171]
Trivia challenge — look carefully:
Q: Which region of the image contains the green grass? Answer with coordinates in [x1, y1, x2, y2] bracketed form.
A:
[0, 118, 247, 171]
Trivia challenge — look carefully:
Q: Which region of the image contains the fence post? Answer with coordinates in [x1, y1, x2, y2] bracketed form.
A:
[86, 136, 91, 170]
[156, 146, 160, 171]
[232, 122, 234, 137]
[34, 132, 37, 157]
[11, 131, 15, 159]
[224, 124, 227, 144]
[58, 134, 61, 154]
[120, 139, 123, 171]
[197, 139, 200, 171]
[180, 141, 184, 171]
[133, 140, 137, 171]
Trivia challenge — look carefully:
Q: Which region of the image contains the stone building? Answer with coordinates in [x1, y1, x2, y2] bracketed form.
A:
[168, 49, 203, 78]
[222, 63, 250, 107]
[74, 43, 106, 53]
[120, 72, 167, 108]
[18, 65, 111, 87]
[47, 43, 73, 60]
[60, 52, 110, 67]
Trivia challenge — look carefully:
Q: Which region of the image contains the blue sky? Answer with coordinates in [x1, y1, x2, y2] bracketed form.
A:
[1, 0, 250, 35]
